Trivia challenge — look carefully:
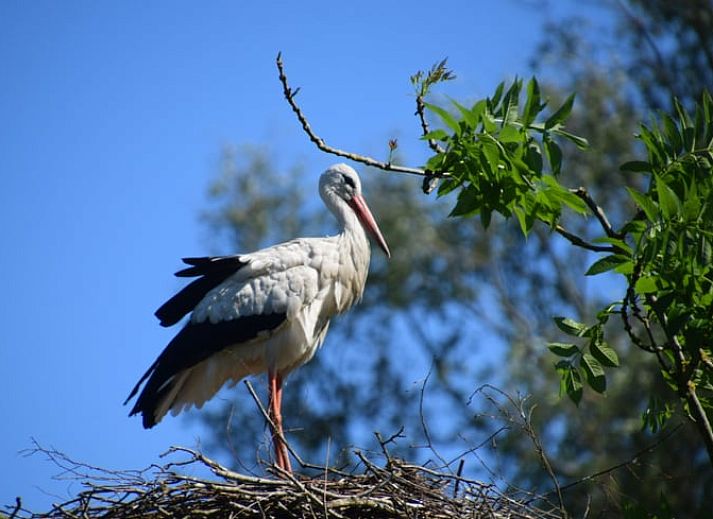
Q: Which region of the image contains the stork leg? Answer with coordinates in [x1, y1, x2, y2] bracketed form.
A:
[268, 369, 292, 473]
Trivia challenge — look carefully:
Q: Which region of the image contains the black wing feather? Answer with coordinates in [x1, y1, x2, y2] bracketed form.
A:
[126, 312, 286, 428]
[154, 255, 247, 327]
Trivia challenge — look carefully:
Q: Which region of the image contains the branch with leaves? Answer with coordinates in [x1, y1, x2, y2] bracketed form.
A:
[277, 53, 713, 467]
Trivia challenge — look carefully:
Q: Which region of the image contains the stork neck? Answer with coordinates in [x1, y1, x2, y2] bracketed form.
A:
[332, 196, 371, 276]
[339, 197, 369, 242]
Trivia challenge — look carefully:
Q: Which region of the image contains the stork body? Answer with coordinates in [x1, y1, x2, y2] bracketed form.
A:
[125, 164, 389, 472]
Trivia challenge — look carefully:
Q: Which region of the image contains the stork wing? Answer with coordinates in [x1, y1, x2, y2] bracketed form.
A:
[126, 311, 287, 428]
[129, 240, 333, 428]
[155, 255, 247, 327]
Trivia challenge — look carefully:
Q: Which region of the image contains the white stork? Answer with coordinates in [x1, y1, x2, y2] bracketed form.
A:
[125, 163, 390, 472]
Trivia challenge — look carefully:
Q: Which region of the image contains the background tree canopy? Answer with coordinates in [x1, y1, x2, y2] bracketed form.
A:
[197, 1, 712, 516]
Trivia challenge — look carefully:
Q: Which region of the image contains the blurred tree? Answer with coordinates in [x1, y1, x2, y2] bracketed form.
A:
[195, 1, 713, 516]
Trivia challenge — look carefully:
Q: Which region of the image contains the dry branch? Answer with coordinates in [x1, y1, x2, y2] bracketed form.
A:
[276, 52, 430, 178]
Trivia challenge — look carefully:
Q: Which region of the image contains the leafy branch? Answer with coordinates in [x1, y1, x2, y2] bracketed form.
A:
[411, 58, 454, 155]
[277, 54, 713, 467]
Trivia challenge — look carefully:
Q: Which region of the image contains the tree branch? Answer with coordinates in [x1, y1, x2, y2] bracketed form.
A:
[276, 52, 430, 177]
[554, 423, 683, 494]
[554, 224, 615, 253]
[646, 295, 713, 465]
[415, 94, 445, 155]
[571, 187, 621, 239]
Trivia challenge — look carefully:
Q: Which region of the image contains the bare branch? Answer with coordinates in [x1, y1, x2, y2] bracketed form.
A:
[417, 366, 450, 469]
[242, 380, 354, 478]
[554, 224, 615, 253]
[554, 423, 683, 494]
[468, 385, 566, 515]
[571, 187, 622, 239]
[9, 497, 22, 519]
[276, 52, 431, 177]
[415, 95, 446, 155]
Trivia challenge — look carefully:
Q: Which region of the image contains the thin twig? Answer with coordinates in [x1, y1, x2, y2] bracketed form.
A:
[418, 366, 450, 469]
[453, 459, 465, 498]
[276, 52, 434, 177]
[468, 385, 566, 514]
[415, 94, 445, 154]
[242, 380, 353, 478]
[9, 497, 22, 519]
[243, 380, 301, 474]
[553, 423, 683, 494]
[373, 427, 405, 469]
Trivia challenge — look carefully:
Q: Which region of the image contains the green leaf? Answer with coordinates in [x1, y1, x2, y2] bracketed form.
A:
[590, 341, 620, 367]
[513, 206, 535, 236]
[553, 129, 589, 149]
[581, 353, 606, 393]
[436, 177, 459, 197]
[522, 77, 542, 125]
[424, 102, 461, 135]
[626, 187, 658, 222]
[421, 129, 449, 141]
[548, 342, 580, 357]
[469, 99, 487, 123]
[655, 175, 681, 219]
[662, 113, 682, 151]
[481, 139, 501, 173]
[540, 176, 588, 214]
[565, 366, 583, 404]
[544, 137, 562, 175]
[546, 93, 575, 129]
[638, 124, 662, 161]
[682, 181, 700, 220]
[586, 255, 630, 276]
[524, 142, 543, 175]
[499, 78, 522, 123]
[634, 275, 658, 294]
[449, 186, 479, 217]
[592, 237, 633, 255]
[481, 109, 497, 133]
[554, 316, 587, 336]
[620, 160, 651, 173]
[642, 396, 673, 433]
[450, 98, 478, 128]
[480, 208, 492, 228]
[491, 81, 505, 107]
[499, 124, 521, 143]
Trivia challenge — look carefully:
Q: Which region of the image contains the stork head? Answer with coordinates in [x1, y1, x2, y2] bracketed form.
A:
[320, 164, 391, 258]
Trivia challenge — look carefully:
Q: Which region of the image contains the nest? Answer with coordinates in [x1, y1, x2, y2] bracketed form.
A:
[8, 445, 563, 519]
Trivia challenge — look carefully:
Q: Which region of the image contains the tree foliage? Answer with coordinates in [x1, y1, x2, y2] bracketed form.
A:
[417, 65, 713, 461]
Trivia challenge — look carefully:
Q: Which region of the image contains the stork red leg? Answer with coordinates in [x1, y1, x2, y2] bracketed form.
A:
[268, 369, 292, 473]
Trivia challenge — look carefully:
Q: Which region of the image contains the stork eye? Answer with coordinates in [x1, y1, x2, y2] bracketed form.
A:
[341, 174, 356, 190]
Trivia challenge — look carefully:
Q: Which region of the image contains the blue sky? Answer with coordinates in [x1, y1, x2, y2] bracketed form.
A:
[0, 1, 611, 512]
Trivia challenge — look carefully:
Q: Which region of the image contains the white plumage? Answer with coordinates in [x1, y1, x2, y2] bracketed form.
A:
[125, 163, 389, 472]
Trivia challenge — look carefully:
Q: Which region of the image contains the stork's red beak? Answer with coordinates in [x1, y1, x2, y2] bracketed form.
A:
[349, 194, 391, 258]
